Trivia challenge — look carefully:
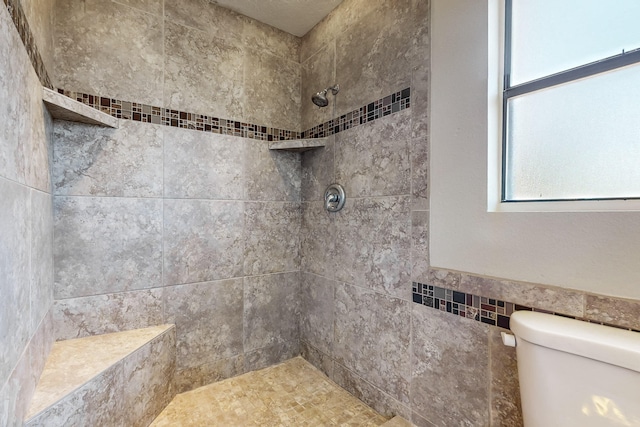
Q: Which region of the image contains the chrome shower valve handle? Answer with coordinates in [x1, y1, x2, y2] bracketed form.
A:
[324, 183, 345, 212]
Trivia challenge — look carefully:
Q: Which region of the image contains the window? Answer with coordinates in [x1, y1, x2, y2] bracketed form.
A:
[502, 0, 640, 202]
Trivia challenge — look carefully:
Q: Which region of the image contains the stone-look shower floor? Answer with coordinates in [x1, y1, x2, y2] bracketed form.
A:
[151, 357, 390, 426]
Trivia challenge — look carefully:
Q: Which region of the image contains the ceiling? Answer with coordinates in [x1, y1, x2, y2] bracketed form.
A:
[211, 0, 344, 37]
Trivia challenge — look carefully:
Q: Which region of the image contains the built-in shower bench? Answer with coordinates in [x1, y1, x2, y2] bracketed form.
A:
[24, 324, 176, 426]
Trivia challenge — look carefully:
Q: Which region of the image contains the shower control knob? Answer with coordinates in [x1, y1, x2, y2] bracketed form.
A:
[324, 184, 346, 212]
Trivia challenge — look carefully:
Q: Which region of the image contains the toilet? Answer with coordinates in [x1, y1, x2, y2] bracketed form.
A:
[506, 311, 640, 427]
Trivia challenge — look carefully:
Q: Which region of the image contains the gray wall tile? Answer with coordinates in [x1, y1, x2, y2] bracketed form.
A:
[301, 138, 335, 202]
[244, 341, 300, 372]
[300, 272, 335, 355]
[245, 139, 301, 201]
[489, 329, 523, 427]
[335, 111, 411, 198]
[300, 201, 335, 277]
[174, 354, 245, 394]
[164, 21, 244, 118]
[54, 196, 163, 298]
[53, 121, 163, 197]
[163, 128, 245, 200]
[53, 289, 164, 340]
[411, 211, 429, 282]
[301, 42, 336, 131]
[243, 202, 300, 276]
[164, 279, 244, 371]
[243, 273, 300, 353]
[30, 190, 54, 332]
[163, 200, 244, 286]
[300, 340, 334, 379]
[334, 284, 411, 404]
[244, 51, 301, 131]
[54, 0, 164, 105]
[411, 306, 490, 426]
[585, 295, 640, 330]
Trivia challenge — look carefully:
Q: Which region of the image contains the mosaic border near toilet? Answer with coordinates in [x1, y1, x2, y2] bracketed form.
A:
[412, 281, 640, 333]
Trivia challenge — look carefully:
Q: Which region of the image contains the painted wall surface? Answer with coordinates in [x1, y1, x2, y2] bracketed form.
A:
[430, 0, 640, 299]
[0, 3, 55, 424]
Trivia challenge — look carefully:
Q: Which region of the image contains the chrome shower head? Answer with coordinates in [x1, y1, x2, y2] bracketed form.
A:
[312, 84, 339, 108]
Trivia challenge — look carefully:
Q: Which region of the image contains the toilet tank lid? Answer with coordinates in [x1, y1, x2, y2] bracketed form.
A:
[510, 311, 640, 373]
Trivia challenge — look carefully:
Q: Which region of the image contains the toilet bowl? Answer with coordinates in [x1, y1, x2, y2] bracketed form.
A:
[508, 311, 640, 427]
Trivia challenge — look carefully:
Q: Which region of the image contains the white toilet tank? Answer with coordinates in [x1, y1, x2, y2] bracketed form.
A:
[509, 311, 640, 427]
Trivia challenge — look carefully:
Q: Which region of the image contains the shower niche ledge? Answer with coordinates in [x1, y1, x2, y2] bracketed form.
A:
[269, 138, 326, 153]
[42, 87, 119, 128]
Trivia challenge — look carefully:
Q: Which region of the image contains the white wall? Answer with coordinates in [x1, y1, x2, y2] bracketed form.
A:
[430, 0, 640, 299]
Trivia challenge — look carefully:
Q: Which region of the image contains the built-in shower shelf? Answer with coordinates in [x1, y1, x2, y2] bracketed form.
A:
[269, 138, 326, 152]
[42, 87, 119, 128]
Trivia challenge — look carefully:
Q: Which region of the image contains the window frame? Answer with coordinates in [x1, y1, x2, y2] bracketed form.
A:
[501, 0, 640, 203]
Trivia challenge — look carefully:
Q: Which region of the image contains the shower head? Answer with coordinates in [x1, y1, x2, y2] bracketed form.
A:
[312, 84, 339, 108]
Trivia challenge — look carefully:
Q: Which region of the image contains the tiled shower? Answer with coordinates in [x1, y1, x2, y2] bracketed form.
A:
[2, 0, 640, 426]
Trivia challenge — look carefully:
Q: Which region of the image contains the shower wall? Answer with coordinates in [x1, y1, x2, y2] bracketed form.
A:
[50, 0, 303, 393]
[0, 2, 54, 424]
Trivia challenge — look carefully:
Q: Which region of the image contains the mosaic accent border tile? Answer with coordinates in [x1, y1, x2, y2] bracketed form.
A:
[302, 88, 411, 139]
[57, 89, 301, 141]
[57, 87, 412, 142]
[412, 281, 640, 332]
[3, 0, 53, 89]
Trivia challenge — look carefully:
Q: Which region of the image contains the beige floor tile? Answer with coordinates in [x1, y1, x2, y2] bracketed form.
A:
[151, 356, 389, 426]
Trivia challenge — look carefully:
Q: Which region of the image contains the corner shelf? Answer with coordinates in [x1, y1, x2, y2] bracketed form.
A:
[42, 87, 119, 128]
[269, 138, 326, 153]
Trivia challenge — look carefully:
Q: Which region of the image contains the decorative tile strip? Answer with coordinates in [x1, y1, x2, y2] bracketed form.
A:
[4, 0, 53, 89]
[302, 88, 411, 139]
[56, 87, 412, 142]
[412, 281, 640, 332]
[57, 89, 302, 141]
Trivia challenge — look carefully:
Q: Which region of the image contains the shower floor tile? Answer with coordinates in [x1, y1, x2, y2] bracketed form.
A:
[151, 356, 390, 426]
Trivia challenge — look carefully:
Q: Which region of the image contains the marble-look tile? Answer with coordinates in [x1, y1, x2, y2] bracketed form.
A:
[164, 21, 244, 118]
[164, 0, 245, 44]
[53, 120, 163, 197]
[301, 42, 336, 131]
[0, 178, 31, 387]
[333, 196, 411, 299]
[300, 201, 335, 277]
[425, 268, 461, 289]
[243, 273, 300, 353]
[0, 5, 30, 184]
[299, 0, 383, 63]
[245, 139, 301, 201]
[335, 110, 411, 198]
[489, 329, 523, 426]
[114, 0, 163, 15]
[585, 294, 640, 330]
[333, 363, 412, 420]
[384, 416, 418, 427]
[458, 274, 585, 317]
[242, 17, 300, 61]
[164, 279, 244, 371]
[301, 137, 334, 202]
[4, 335, 36, 425]
[163, 128, 245, 200]
[54, 196, 163, 298]
[29, 190, 53, 333]
[300, 340, 334, 379]
[334, 0, 416, 116]
[53, 289, 164, 340]
[411, 135, 429, 211]
[411, 412, 437, 427]
[244, 340, 300, 373]
[25, 363, 124, 427]
[24, 85, 52, 192]
[20, 0, 56, 77]
[411, 211, 429, 282]
[243, 202, 300, 276]
[174, 354, 245, 394]
[55, 0, 164, 105]
[244, 51, 301, 131]
[334, 284, 411, 404]
[123, 328, 177, 427]
[163, 200, 243, 286]
[411, 305, 490, 426]
[300, 272, 335, 355]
